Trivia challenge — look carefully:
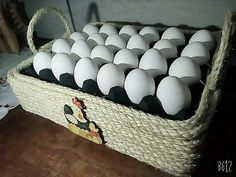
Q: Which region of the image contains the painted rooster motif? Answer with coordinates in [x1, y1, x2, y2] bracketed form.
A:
[64, 97, 103, 144]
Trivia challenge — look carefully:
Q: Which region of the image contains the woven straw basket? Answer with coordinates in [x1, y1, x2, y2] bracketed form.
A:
[7, 7, 235, 177]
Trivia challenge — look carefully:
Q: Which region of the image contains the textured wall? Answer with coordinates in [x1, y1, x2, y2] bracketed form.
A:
[23, 0, 236, 38]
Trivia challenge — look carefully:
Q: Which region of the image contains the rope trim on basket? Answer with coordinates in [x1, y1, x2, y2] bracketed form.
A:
[193, 12, 234, 124]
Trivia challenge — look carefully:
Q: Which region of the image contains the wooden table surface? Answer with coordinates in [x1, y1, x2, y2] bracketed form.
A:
[0, 106, 173, 177]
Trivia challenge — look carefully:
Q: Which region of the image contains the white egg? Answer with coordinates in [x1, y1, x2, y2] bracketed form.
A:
[87, 33, 105, 49]
[169, 56, 201, 85]
[69, 32, 87, 41]
[127, 34, 149, 56]
[33, 51, 52, 75]
[189, 29, 215, 51]
[124, 69, 155, 104]
[51, 53, 76, 81]
[71, 39, 91, 59]
[99, 23, 118, 38]
[97, 63, 125, 95]
[139, 48, 167, 77]
[82, 24, 99, 36]
[119, 25, 138, 41]
[161, 27, 185, 46]
[181, 41, 210, 65]
[113, 49, 139, 71]
[105, 34, 126, 53]
[52, 39, 72, 54]
[156, 76, 191, 115]
[153, 39, 178, 59]
[74, 57, 99, 88]
[139, 26, 160, 44]
[90, 45, 114, 66]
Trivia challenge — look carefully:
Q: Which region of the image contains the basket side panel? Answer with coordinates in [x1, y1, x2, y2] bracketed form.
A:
[8, 72, 201, 177]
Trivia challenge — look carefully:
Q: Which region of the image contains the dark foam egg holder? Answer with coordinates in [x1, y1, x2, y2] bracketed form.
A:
[21, 23, 217, 121]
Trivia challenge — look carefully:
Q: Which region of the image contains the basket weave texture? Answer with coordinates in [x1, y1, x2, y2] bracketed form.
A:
[7, 7, 235, 177]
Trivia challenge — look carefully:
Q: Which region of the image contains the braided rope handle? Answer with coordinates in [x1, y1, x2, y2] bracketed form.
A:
[192, 12, 235, 124]
[27, 7, 71, 54]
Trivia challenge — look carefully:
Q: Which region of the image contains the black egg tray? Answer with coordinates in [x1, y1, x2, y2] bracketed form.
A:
[21, 58, 210, 121]
[21, 22, 219, 120]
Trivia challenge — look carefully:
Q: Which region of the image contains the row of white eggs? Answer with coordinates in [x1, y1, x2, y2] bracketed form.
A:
[96, 63, 192, 116]
[80, 23, 215, 51]
[50, 39, 208, 84]
[53, 37, 210, 68]
[51, 23, 215, 63]
[52, 39, 210, 65]
[52, 37, 211, 73]
[34, 51, 196, 115]
[35, 45, 202, 85]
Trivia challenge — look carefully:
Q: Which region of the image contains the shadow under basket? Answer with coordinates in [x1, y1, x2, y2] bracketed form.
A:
[7, 7, 236, 177]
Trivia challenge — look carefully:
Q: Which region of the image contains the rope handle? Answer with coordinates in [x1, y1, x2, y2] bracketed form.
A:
[27, 7, 71, 54]
[192, 12, 235, 124]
